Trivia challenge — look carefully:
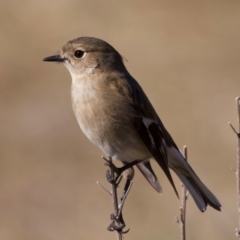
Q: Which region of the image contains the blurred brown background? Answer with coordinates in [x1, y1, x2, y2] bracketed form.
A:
[0, 0, 240, 239]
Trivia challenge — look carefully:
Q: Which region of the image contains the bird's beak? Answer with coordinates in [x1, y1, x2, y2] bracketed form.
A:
[43, 54, 66, 62]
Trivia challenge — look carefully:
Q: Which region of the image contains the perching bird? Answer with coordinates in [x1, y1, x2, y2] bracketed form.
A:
[43, 37, 221, 212]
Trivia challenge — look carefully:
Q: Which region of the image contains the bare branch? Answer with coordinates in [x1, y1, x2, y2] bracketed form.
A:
[176, 145, 188, 240]
[100, 157, 133, 239]
[230, 97, 240, 238]
[229, 122, 240, 138]
[107, 157, 124, 240]
[96, 181, 112, 196]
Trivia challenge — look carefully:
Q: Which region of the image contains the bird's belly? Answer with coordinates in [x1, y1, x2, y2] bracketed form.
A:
[73, 103, 150, 162]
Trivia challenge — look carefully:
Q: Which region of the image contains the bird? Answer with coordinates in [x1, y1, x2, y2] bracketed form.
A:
[43, 37, 221, 212]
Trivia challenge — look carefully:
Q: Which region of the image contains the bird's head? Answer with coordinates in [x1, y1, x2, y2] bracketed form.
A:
[43, 37, 125, 76]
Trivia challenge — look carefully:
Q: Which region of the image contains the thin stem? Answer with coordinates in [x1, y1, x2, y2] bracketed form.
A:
[229, 97, 240, 238]
[236, 97, 240, 239]
[235, 97, 240, 239]
[176, 146, 188, 240]
[180, 146, 188, 240]
[96, 181, 112, 196]
[108, 157, 123, 240]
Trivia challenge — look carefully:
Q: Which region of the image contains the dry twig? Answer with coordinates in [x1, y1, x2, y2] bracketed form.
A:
[175, 146, 189, 240]
[97, 157, 132, 240]
[229, 97, 240, 238]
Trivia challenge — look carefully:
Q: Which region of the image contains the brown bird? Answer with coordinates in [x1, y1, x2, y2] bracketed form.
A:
[43, 37, 221, 212]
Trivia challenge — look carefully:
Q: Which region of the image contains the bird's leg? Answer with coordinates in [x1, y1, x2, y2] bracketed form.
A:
[103, 156, 141, 183]
[113, 167, 134, 230]
[103, 157, 126, 233]
[120, 178, 132, 203]
[108, 178, 133, 233]
[103, 158, 137, 234]
[119, 164, 134, 204]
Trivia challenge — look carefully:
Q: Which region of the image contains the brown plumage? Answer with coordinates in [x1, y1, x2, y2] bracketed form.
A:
[43, 37, 221, 212]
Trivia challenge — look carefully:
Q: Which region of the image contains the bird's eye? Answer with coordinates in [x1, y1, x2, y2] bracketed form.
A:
[74, 50, 85, 58]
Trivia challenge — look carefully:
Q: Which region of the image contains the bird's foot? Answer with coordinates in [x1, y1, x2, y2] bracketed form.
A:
[107, 214, 130, 234]
[103, 157, 140, 183]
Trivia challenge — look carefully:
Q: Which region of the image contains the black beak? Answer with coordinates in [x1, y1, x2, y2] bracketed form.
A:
[43, 55, 66, 62]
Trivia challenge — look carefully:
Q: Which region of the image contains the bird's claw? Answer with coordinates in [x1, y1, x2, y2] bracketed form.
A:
[107, 214, 130, 234]
[104, 157, 140, 184]
[104, 159, 123, 184]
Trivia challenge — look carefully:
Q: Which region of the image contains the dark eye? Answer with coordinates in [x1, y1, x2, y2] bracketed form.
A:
[74, 50, 85, 58]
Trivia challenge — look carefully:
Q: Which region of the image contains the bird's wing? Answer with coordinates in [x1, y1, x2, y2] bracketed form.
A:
[127, 77, 179, 197]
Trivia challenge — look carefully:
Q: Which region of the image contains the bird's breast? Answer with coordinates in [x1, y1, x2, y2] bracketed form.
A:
[71, 77, 129, 143]
[70, 76, 149, 161]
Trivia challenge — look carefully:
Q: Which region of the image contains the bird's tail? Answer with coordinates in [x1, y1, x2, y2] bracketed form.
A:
[168, 147, 221, 212]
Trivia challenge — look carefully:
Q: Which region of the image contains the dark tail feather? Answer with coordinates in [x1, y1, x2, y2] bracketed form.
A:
[168, 147, 221, 212]
[137, 161, 162, 193]
[176, 173, 221, 211]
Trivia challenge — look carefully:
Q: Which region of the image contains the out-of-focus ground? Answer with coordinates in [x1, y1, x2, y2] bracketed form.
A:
[0, 1, 240, 239]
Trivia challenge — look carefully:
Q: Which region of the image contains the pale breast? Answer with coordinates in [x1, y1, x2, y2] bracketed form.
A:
[71, 74, 150, 162]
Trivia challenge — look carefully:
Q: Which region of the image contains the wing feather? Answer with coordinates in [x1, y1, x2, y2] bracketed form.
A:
[127, 77, 179, 197]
